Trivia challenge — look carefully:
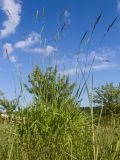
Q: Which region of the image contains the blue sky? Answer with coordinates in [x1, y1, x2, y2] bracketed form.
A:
[0, 0, 120, 106]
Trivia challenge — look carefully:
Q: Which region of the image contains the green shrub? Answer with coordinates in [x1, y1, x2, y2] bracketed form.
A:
[93, 83, 120, 116]
[24, 65, 76, 106]
[13, 65, 93, 160]
[15, 100, 92, 160]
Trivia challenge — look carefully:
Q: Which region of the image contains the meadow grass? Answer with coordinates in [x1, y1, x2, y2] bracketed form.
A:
[0, 102, 120, 160]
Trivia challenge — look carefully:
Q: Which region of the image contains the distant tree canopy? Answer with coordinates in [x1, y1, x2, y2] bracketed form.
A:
[25, 65, 76, 105]
[93, 82, 120, 115]
[0, 92, 18, 113]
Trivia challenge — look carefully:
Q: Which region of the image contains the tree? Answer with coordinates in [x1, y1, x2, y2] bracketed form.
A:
[24, 65, 76, 105]
[93, 82, 120, 115]
[0, 91, 19, 113]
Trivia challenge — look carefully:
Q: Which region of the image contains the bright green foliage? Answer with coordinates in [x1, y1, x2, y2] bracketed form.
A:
[0, 98, 18, 114]
[24, 65, 76, 105]
[0, 92, 18, 114]
[14, 102, 92, 160]
[5, 66, 93, 160]
[93, 82, 120, 115]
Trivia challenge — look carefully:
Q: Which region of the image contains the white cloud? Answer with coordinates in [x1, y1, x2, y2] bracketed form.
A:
[89, 51, 110, 62]
[2, 32, 56, 63]
[3, 43, 17, 63]
[78, 47, 117, 65]
[9, 55, 17, 63]
[64, 10, 70, 17]
[61, 68, 78, 76]
[117, 0, 120, 13]
[0, 0, 22, 38]
[92, 62, 118, 71]
[61, 62, 118, 76]
[14, 32, 40, 49]
[3, 43, 13, 56]
[59, 46, 120, 76]
[30, 45, 57, 56]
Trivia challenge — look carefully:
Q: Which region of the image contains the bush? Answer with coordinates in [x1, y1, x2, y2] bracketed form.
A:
[15, 100, 92, 160]
[24, 65, 76, 106]
[8, 65, 92, 159]
[93, 82, 120, 116]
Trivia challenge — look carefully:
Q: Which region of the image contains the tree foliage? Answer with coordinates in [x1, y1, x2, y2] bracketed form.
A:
[0, 91, 18, 113]
[93, 82, 120, 115]
[25, 65, 76, 105]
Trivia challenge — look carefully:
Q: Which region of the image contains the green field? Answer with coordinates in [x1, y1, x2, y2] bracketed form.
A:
[0, 66, 120, 160]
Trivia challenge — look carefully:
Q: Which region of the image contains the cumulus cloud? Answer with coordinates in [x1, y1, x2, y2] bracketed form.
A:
[3, 43, 13, 55]
[2, 32, 56, 63]
[58, 47, 120, 76]
[30, 45, 57, 56]
[61, 62, 118, 76]
[9, 55, 17, 63]
[3, 43, 17, 63]
[64, 10, 70, 17]
[0, 0, 22, 38]
[117, 0, 120, 13]
[92, 62, 118, 71]
[80, 47, 116, 64]
[14, 32, 40, 49]
[89, 51, 110, 62]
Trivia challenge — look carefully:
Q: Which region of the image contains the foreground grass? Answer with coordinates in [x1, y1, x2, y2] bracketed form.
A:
[0, 102, 92, 160]
[0, 108, 120, 160]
